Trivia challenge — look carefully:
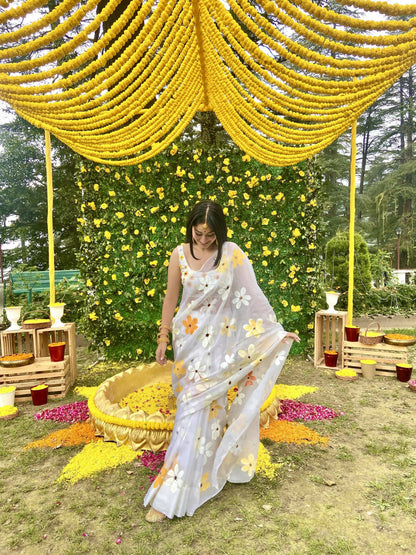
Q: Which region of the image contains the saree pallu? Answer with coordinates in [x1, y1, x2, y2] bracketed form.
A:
[144, 241, 293, 518]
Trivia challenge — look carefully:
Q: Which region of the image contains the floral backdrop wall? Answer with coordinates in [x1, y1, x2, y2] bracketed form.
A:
[74, 147, 324, 360]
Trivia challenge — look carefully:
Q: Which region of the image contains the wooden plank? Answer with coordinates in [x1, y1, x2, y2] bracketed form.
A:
[0, 357, 68, 375]
[354, 369, 397, 377]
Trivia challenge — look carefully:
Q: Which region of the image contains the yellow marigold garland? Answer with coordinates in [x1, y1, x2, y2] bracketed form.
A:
[0, 0, 415, 165]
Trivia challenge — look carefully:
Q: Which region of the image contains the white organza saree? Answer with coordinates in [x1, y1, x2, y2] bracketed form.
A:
[144, 242, 293, 518]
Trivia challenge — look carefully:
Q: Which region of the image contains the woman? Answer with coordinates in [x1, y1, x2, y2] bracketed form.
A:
[144, 200, 299, 522]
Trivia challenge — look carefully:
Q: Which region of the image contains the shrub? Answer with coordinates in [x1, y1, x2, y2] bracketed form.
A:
[325, 231, 372, 306]
[356, 284, 416, 316]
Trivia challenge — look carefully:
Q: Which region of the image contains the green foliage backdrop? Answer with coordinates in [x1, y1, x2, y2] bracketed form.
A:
[325, 231, 372, 311]
[74, 147, 324, 360]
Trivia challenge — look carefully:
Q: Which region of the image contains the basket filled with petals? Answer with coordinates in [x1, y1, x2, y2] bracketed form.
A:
[0, 405, 18, 420]
[359, 323, 384, 345]
[335, 368, 358, 382]
[21, 311, 51, 330]
[408, 379, 416, 392]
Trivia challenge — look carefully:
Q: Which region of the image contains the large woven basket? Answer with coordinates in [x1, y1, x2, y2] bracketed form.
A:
[359, 322, 384, 345]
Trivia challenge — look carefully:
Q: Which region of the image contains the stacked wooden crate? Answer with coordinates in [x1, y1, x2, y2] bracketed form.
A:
[0, 323, 77, 401]
[343, 340, 408, 377]
[314, 310, 348, 370]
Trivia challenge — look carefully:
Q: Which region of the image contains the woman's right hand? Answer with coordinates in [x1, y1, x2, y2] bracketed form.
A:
[156, 342, 168, 365]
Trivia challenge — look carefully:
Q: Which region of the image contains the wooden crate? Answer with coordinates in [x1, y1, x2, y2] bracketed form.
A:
[314, 310, 348, 370]
[343, 340, 408, 377]
[0, 357, 72, 401]
[35, 323, 77, 384]
[1, 329, 38, 357]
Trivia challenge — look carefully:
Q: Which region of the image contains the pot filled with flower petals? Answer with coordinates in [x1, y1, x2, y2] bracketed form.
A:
[396, 363, 412, 383]
[0, 385, 16, 408]
[324, 350, 338, 367]
[48, 302, 66, 328]
[408, 379, 416, 392]
[360, 359, 377, 380]
[48, 342, 66, 362]
[325, 291, 340, 314]
[4, 306, 23, 331]
[31, 384, 48, 406]
[345, 325, 360, 342]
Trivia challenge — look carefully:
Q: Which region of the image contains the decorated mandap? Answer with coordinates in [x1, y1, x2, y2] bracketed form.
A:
[2, 1, 416, 446]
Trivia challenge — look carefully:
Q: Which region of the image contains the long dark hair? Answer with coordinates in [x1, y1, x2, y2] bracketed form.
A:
[186, 201, 227, 267]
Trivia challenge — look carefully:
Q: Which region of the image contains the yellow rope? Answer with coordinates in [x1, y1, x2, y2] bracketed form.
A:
[348, 119, 357, 326]
[45, 130, 55, 304]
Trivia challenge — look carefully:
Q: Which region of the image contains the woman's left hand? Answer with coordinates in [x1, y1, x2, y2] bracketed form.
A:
[283, 332, 300, 343]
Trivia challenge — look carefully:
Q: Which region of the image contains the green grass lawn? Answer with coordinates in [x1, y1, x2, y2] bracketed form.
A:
[1, 335, 415, 555]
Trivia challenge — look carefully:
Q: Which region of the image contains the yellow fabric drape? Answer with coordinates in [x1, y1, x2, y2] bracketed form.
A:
[45, 130, 55, 304]
[348, 120, 357, 326]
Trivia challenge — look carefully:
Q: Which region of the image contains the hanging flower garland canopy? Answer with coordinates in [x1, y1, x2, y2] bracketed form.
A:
[0, 0, 416, 166]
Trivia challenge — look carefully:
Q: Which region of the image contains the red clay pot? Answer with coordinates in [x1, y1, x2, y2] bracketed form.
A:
[48, 342, 66, 362]
[31, 385, 48, 406]
[324, 351, 338, 367]
[396, 364, 412, 382]
[345, 326, 360, 342]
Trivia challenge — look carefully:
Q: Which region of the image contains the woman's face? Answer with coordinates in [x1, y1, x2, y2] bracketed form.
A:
[192, 223, 216, 250]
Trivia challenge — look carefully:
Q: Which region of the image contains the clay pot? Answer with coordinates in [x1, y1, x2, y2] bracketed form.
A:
[48, 342, 66, 362]
[345, 326, 360, 342]
[324, 351, 338, 367]
[396, 364, 412, 382]
[31, 385, 48, 406]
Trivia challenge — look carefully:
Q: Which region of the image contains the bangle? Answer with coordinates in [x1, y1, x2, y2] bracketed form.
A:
[157, 337, 169, 344]
[159, 325, 171, 332]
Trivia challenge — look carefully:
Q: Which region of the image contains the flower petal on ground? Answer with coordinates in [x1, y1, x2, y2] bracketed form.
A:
[57, 440, 139, 484]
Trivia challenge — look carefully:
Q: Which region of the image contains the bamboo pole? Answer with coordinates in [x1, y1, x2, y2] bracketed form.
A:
[347, 120, 357, 326]
[45, 130, 55, 304]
